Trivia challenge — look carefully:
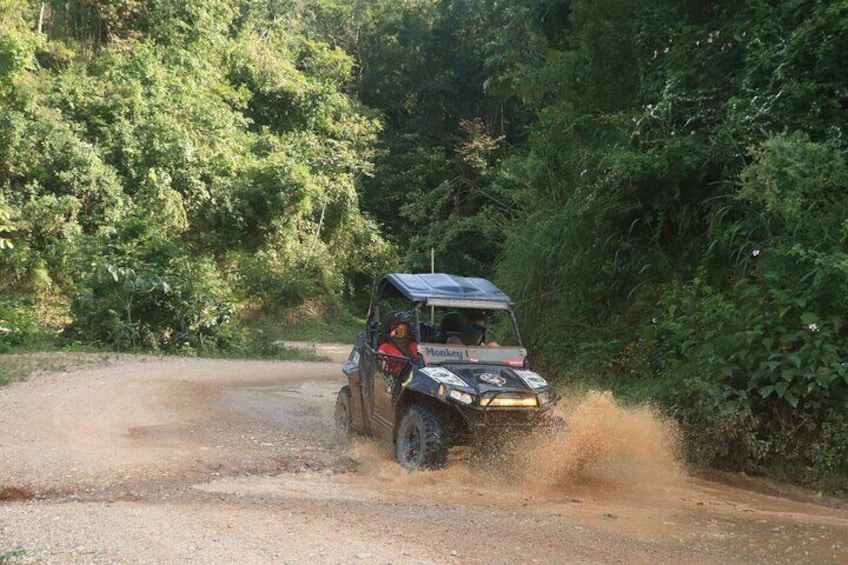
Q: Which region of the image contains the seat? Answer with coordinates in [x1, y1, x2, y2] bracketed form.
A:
[435, 312, 466, 344]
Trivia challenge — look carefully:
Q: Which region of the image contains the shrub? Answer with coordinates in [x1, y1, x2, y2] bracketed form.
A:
[0, 297, 54, 352]
[65, 215, 235, 352]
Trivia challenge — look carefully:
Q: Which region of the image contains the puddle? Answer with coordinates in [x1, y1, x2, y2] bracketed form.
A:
[195, 389, 848, 564]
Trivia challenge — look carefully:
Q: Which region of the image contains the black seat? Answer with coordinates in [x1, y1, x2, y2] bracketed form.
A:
[435, 312, 466, 343]
[418, 323, 437, 343]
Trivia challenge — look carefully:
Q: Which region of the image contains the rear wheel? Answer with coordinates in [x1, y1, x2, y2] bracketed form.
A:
[334, 386, 352, 441]
[395, 404, 448, 470]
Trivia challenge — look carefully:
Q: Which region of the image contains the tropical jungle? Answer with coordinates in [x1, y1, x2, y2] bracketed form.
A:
[1, 0, 847, 490]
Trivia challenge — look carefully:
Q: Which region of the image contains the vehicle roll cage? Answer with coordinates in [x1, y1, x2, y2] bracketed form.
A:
[365, 273, 524, 348]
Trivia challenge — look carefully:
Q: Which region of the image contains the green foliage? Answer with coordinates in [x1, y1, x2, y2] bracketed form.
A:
[485, 0, 848, 486]
[236, 250, 324, 309]
[0, 3, 43, 88]
[0, 298, 53, 353]
[736, 133, 848, 248]
[610, 134, 848, 475]
[0, 197, 14, 251]
[332, 0, 519, 275]
[0, 547, 26, 563]
[710, 134, 848, 406]
[0, 27, 38, 80]
[246, 297, 363, 344]
[43, 0, 237, 48]
[401, 119, 508, 273]
[0, 0, 393, 358]
[5, 0, 848, 488]
[0, 357, 31, 387]
[64, 215, 233, 352]
[810, 412, 848, 483]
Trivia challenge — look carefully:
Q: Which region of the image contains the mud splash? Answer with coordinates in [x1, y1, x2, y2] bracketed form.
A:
[509, 390, 684, 491]
[347, 390, 685, 497]
[346, 441, 478, 488]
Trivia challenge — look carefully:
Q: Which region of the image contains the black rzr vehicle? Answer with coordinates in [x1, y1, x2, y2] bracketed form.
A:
[335, 273, 560, 470]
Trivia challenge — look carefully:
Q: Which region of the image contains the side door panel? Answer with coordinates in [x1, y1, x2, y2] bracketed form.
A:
[372, 360, 395, 441]
[369, 351, 411, 441]
[359, 346, 378, 436]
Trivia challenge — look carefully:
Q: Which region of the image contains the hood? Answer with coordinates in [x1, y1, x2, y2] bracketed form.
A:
[441, 363, 534, 394]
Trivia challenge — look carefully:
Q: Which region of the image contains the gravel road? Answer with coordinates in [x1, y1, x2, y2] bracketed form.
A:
[1, 347, 847, 564]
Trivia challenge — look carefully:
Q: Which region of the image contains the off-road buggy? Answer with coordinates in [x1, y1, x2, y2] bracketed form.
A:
[334, 273, 560, 470]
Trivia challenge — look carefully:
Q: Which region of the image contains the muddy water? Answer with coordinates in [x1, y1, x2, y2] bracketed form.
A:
[501, 390, 683, 489]
[209, 387, 848, 563]
[342, 390, 684, 504]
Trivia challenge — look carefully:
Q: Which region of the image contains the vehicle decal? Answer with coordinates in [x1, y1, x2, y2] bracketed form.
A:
[513, 369, 549, 389]
[420, 345, 527, 365]
[420, 366, 468, 387]
[479, 373, 507, 386]
[422, 345, 469, 361]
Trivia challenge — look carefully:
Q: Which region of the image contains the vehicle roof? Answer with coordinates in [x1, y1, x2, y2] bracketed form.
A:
[379, 273, 513, 308]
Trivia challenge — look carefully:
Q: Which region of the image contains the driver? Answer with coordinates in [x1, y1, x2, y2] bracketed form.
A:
[463, 311, 500, 347]
[378, 322, 418, 371]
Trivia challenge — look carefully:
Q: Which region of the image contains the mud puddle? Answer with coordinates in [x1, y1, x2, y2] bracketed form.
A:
[199, 389, 848, 563]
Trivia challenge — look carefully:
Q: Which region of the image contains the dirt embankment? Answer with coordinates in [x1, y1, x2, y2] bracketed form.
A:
[1, 348, 847, 564]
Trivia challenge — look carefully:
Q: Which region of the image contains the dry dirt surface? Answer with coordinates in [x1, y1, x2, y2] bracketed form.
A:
[2, 347, 848, 565]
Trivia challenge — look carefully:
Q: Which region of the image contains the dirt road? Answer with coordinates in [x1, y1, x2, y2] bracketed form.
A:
[1, 347, 847, 564]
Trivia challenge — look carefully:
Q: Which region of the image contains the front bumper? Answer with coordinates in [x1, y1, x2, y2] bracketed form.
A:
[457, 405, 556, 428]
[446, 388, 560, 429]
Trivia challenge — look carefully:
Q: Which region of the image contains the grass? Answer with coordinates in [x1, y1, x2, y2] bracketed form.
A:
[0, 339, 329, 388]
[0, 308, 353, 386]
[272, 316, 362, 343]
[198, 335, 330, 362]
[0, 351, 120, 386]
[0, 358, 28, 387]
[0, 548, 25, 564]
[0, 308, 353, 379]
[245, 302, 364, 344]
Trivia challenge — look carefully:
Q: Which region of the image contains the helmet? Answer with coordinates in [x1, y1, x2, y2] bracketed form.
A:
[390, 322, 411, 339]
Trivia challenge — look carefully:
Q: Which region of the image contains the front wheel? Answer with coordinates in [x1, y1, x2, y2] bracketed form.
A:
[395, 404, 448, 470]
[334, 385, 352, 442]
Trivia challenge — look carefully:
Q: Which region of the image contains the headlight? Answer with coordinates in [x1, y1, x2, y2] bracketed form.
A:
[448, 389, 474, 405]
[480, 393, 538, 408]
[537, 390, 553, 405]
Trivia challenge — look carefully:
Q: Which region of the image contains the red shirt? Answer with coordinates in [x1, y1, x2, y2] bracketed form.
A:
[378, 340, 418, 372]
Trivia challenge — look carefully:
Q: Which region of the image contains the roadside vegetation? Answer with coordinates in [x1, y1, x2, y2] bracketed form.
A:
[2, 0, 847, 492]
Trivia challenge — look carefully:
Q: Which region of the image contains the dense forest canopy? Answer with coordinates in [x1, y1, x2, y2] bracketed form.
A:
[2, 0, 847, 487]
[1, 0, 396, 351]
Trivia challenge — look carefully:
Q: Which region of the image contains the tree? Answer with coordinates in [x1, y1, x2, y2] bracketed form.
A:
[0, 0, 394, 350]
